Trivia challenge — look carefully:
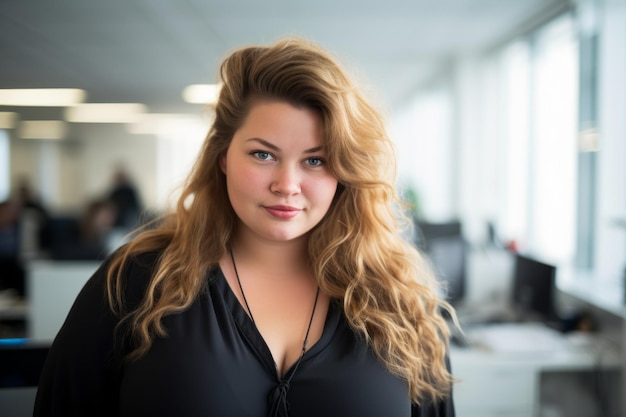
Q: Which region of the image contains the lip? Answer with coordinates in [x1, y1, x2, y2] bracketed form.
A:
[264, 205, 301, 219]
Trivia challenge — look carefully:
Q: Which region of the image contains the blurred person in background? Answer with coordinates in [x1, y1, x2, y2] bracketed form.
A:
[12, 176, 49, 261]
[107, 166, 143, 230]
[0, 200, 25, 297]
[14, 176, 49, 224]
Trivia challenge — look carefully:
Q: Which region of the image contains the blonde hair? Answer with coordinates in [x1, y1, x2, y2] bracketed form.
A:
[107, 38, 453, 404]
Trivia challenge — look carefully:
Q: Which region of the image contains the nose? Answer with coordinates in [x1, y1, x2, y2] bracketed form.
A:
[270, 164, 301, 196]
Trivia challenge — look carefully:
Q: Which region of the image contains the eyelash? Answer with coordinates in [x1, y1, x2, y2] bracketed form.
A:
[251, 151, 274, 161]
[305, 157, 325, 167]
[250, 151, 326, 167]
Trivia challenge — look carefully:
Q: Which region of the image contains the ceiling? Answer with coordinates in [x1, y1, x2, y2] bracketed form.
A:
[0, 0, 570, 122]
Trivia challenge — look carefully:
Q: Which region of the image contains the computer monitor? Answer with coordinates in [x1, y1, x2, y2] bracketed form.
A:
[511, 254, 557, 321]
[415, 221, 467, 306]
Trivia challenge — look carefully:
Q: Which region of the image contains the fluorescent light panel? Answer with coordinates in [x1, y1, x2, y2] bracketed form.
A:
[182, 84, 221, 104]
[127, 113, 205, 135]
[65, 103, 147, 123]
[0, 89, 86, 106]
[18, 121, 67, 140]
[0, 112, 18, 129]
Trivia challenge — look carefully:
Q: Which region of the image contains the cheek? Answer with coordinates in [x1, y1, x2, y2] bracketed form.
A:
[308, 177, 339, 208]
[228, 164, 265, 196]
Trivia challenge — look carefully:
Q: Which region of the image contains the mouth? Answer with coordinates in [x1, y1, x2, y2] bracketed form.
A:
[264, 205, 302, 219]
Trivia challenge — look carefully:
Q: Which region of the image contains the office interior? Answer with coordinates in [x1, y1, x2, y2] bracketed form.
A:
[1, 1, 625, 416]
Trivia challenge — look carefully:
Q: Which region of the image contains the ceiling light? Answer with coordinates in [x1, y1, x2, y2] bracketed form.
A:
[0, 112, 18, 129]
[65, 103, 147, 123]
[0, 89, 86, 106]
[182, 84, 221, 104]
[18, 121, 67, 140]
[127, 113, 207, 135]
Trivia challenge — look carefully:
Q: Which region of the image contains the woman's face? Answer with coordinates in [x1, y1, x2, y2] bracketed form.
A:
[221, 99, 338, 244]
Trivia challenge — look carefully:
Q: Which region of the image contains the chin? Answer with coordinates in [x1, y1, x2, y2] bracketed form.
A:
[262, 227, 311, 243]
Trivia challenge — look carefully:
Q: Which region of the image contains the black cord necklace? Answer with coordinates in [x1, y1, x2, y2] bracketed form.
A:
[228, 246, 321, 417]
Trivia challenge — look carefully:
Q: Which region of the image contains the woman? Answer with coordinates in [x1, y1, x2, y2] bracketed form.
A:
[34, 38, 455, 417]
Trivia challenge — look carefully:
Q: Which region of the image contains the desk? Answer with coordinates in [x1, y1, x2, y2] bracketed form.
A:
[557, 268, 626, 417]
[450, 323, 622, 417]
[0, 301, 28, 321]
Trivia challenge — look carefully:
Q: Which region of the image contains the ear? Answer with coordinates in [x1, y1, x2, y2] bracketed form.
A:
[219, 151, 227, 174]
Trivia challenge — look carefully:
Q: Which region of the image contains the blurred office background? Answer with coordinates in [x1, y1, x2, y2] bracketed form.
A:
[1, 1, 625, 416]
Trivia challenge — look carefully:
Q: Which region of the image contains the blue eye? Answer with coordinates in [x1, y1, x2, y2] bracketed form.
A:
[305, 157, 324, 167]
[252, 151, 274, 161]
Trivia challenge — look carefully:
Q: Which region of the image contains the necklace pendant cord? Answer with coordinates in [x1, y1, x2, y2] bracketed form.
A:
[230, 246, 256, 324]
[228, 246, 321, 354]
[228, 247, 321, 417]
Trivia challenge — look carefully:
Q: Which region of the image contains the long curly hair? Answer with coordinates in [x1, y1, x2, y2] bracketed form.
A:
[107, 38, 454, 404]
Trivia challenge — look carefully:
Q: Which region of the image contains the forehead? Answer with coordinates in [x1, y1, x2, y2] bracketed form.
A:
[234, 99, 325, 147]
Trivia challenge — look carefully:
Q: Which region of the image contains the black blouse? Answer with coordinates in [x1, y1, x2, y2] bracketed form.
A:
[34, 251, 454, 417]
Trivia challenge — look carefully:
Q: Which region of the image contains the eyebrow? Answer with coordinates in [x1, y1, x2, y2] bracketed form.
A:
[246, 138, 323, 154]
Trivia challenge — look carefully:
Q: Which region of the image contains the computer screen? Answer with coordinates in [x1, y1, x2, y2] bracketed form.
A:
[415, 221, 466, 306]
[511, 254, 557, 321]
[427, 237, 467, 305]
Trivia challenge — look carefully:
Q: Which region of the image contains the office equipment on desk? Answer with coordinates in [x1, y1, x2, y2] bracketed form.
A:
[465, 322, 571, 354]
[0, 290, 28, 338]
[415, 220, 467, 306]
[511, 253, 558, 323]
[451, 253, 625, 416]
[450, 325, 622, 417]
[451, 251, 626, 417]
[459, 252, 559, 327]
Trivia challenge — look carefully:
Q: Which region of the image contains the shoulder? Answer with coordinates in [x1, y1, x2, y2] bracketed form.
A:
[106, 248, 164, 307]
[122, 249, 162, 278]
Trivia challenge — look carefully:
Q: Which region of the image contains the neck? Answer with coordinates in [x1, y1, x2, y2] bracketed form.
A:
[230, 234, 311, 277]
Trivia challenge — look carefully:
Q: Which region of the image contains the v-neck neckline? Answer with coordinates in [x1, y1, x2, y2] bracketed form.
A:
[213, 267, 340, 380]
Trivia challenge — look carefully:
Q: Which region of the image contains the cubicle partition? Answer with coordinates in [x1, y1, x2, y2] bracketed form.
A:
[27, 260, 100, 342]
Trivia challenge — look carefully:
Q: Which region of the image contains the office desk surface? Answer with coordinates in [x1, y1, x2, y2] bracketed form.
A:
[450, 323, 622, 417]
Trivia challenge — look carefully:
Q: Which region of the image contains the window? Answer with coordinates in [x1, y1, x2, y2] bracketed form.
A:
[487, 13, 579, 265]
[527, 15, 579, 263]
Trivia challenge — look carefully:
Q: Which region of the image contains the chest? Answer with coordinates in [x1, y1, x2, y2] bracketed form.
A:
[225, 268, 329, 377]
[117, 288, 413, 417]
